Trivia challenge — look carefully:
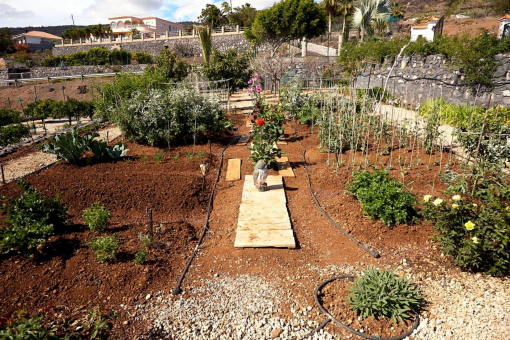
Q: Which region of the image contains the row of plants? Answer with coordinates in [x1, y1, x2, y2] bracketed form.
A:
[39, 48, 152, 67]
[24, 98, 95, 123]
[339, 30, 510, 89]
[0, 108, 30, 146]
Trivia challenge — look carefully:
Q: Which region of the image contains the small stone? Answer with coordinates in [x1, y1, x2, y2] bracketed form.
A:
[123, 321, 129, 325]
[271, 328, 283, 338]
[145, 294, 151, 300]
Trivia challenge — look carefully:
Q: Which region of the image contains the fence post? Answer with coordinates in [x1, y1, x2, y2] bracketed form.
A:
[179, 30, 182, 38]
[236, 25, 239, 33]
[302, 37, 307, 57]
[165, 31, 169, 38]
[154, 32, 157, 40]
[221, 26, 225, 35]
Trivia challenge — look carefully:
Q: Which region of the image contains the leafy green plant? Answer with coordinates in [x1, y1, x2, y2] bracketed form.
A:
[42, 127, 97, 163]
[83, 202, 110, 232]
[82, 307, 118, 340]
[154, 150, 164, 164]
[134, 248, 148, 265]
[138, 233, 152, 247]
[172, 153, 180, 161]
[197, 151, 206, 160]
[0, 124, 30, 146]
[140, 154, 147, 164]
[90, 140, 129, 160]
[200, 48, 252, 93]
[346, 170, 416, 227]
[0, 108, 23, 127]
[0, 310, 59, 339]
[0, 180, 68, 256]
[88, 236, 119, 262]
[347, 267, 424, 323]
[185, 152, 194, 161]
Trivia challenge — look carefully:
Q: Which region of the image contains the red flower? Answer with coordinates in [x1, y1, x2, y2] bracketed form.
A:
[253, 115, 258, 120]
[256, 118, 265, 126]
[259, 109, 263, 113]
[255, 102, 261, 108]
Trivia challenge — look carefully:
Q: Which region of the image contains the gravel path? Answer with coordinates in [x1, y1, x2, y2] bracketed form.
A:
[0, 126, 122, 185]
[135, 263, 509, 339]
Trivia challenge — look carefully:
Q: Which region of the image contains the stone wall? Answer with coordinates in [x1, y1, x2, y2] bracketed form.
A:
[53, 34, 253, 57]
[353, 54, 510, 107]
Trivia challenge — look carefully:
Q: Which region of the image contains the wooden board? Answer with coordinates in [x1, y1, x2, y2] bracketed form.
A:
[234, 175, 296, 248]
[276, 157, 295, 177]
[236, 135, 250, 146]
[226, 159, 241, 181]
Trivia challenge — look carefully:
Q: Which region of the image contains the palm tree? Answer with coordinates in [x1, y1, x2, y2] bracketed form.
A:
[391, 2, 405, 31]
[322, 0, 339, 34]
[352, 0, 391, 42]
[197, 26, 212, 64]
[338, 0, 354, 50]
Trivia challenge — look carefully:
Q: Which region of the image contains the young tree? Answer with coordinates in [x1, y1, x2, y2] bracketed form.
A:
[322, 0, 339, 35]
[245, 0, 327, 57]
[0, 28, 14, 53]
[200, 48, 252, 93]
[338, 0, 354, 51]
[198, 3, 230, 28]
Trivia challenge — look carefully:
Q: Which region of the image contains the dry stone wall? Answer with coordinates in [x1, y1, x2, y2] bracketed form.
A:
[354, 54, 510, 107]
[53, 35, 252, 57]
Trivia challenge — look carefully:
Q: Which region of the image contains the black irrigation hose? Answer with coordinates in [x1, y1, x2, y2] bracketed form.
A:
[172, 136, 240, 295]
[303, 276, 420, 340]
[301, 147, 380, 258]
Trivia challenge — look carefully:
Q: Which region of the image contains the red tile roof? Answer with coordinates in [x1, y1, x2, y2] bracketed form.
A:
[22, 31, 61, 40]
[500, 14, 510, 20]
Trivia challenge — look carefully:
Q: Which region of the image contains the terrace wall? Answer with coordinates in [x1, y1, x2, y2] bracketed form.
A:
[354, 54, 510, 107]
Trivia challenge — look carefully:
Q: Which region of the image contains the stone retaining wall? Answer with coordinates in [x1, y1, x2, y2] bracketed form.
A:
[354, 54, 510, 107]
[53, 34, 253, 57]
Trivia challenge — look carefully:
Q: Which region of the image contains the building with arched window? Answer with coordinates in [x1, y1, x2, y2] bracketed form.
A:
[108, 16, 184, 38]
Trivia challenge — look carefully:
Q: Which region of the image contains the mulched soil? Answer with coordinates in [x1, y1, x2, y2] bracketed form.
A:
[0, 112, 460, 339]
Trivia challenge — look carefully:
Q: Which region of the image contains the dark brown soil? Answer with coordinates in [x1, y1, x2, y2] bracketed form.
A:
[0, 112, 459, 338]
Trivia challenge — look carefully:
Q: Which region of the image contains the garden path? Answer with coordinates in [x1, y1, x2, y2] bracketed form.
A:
[234, 175, 296, 248]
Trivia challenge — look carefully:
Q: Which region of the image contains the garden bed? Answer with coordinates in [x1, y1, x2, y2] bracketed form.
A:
[0, 117, 508, 339]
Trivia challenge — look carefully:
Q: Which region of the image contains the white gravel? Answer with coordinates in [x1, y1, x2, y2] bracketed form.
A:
[135, 263, 509, 340]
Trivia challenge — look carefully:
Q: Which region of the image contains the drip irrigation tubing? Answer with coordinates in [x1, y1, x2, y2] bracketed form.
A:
[298, 142, 380, 258]
[303, 276, 420, 339]
[172, 135, 240, 295]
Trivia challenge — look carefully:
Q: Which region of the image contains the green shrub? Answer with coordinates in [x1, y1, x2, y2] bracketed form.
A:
[346, 170, 416, 227]
[0, 108, 22, 127]
[421, 168, 510, 275]
[110, 84, 229, 146]
[200, 48, 252, 93]
[82, 307, 118, 339]
[0, 124, 30, 146]
[89, 139, 129, 160]
[83, 202, 110, 232]
[347, 267, 424, 323]
[0, 310, 58, 339]
[88, 236, 119, 262]
[0, 180, 68, 256]
[42, 127, 98, 163]
[134, 248, 148, 265]
[154, 150, 164, 164]
[131, 51, 153, 64]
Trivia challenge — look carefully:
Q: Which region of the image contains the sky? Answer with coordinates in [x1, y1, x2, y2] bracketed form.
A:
[0, 0, 280, 28]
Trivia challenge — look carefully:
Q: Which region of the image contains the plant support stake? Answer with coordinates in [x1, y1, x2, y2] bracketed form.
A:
[1, 164, 5, 184]
[148, 208, 154, 242]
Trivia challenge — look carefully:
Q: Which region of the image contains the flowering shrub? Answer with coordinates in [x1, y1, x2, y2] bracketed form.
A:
[247, 74, 285, 167]
[421, 193, 510, 276]
[346, 170, 416, 227]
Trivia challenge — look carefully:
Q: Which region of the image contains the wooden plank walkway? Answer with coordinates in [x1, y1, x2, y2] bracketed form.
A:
[226, 159, 241, 181]
[276, 157, 295, 177]
[234, 175, 296, 248]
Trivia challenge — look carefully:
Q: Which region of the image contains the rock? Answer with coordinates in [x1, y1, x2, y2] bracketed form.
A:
[271, 328, 283, 338]
[146, 294, 151, 300]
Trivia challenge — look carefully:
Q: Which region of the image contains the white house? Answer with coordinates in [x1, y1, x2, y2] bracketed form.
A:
[11, 31, 61, 51]
[108, 16, 184, 37]
[499, 14, 510, 39]
[410, 16, 443, 42]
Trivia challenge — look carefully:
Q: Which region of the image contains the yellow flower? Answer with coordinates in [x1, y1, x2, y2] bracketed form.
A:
[506, 206, 509, 211]
[424, 195, 432, 202]
[452, 203, 458, 209]
[433, 198, 443, 206]
[472, 203, 478, 207]
[465, 221, 475, 230]
[472, 236, 479, 244]
[452, 195, 461, 201]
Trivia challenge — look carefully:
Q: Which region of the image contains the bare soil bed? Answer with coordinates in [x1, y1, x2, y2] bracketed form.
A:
[0, 110, 464, 339]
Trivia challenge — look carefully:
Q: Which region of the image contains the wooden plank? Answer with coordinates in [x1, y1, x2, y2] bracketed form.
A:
[236, 135, 250, 146]
[234, 230, 296, 248]
[276, 157, 295, 177]
[237, 222, 292, 231]
[226, 159, 241, 181]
